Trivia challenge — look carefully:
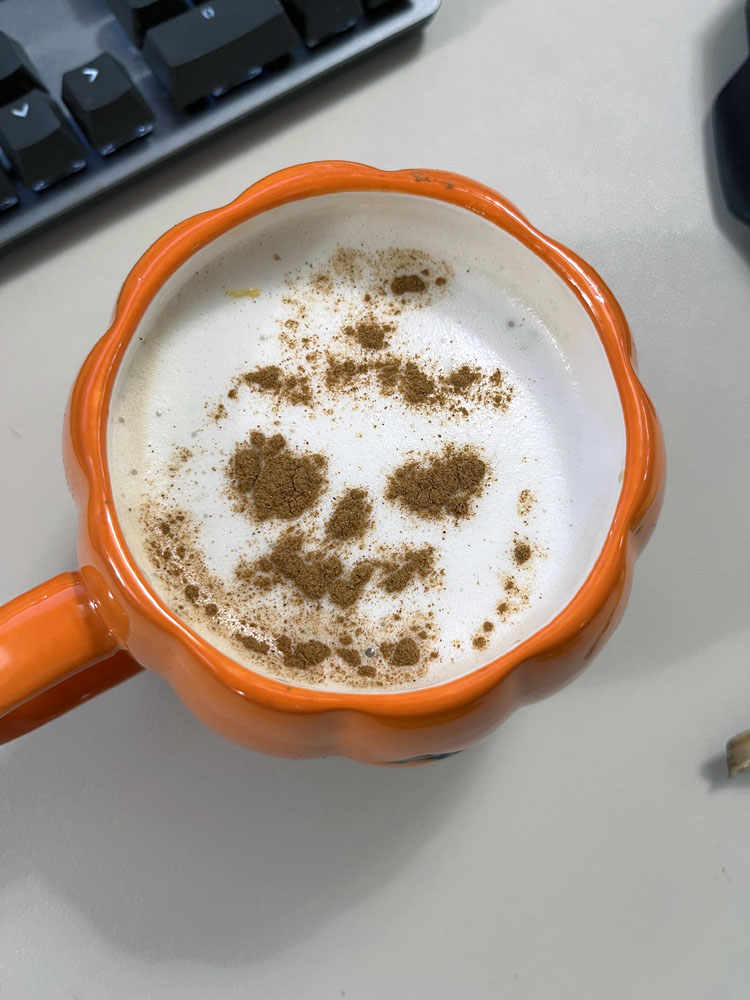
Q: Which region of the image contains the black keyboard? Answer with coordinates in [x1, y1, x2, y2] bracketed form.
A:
[0, 0, 439, 257]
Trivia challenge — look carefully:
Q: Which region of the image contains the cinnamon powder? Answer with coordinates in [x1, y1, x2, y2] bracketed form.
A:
[379, 547, 434, 593]
[240, 530, 377, 610]
[266, 532, 343, 600]
[328, 561, 376, 609]
[336, 647, 361, 668]
[235, 633, 270, 655]
[276, 635, 330, 670]
[446, 365, 481, 393]
[391, 274, 426, 295]
[325, 488, 372, 541]
[399, 361, 436, 405]
[514, 541, 532, 566]
[228, 432, 326, 521]
[343, 317, 392, 350]
[241, 365, 312, 406]
[386, 446, 487, 520]
[390, 637, 420, 666]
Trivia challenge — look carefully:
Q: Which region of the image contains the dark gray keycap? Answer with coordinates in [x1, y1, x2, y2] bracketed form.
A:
[106, 0, 189, 47]
[143, 0, 299, 109]
[714, 59, 750, 226]
[0, 90, 87, 191]
[63, 54, 154, 155]
[0, 31, 44, 106]
[282, 0, 363, 47]
[0, 163, 17, 210]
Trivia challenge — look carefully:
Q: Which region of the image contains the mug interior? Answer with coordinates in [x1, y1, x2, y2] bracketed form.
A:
[107, 190, 627, 692]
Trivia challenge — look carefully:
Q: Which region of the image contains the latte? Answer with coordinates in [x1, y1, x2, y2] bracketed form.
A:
[109, 192, 626, 691]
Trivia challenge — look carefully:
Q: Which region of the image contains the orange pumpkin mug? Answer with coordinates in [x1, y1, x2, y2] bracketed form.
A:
[0, 163, 664, 764]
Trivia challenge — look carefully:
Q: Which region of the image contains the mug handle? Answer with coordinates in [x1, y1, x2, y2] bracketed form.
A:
[0, 572, 142, 745]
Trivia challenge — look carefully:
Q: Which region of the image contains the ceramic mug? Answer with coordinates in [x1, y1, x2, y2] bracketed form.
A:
[0, 163, 664, 764]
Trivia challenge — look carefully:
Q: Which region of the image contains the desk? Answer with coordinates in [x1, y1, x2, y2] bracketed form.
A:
[2, 2, 749, 996]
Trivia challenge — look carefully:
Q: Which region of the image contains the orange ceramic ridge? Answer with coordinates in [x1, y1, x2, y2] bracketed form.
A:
[0, 162, 665, 763]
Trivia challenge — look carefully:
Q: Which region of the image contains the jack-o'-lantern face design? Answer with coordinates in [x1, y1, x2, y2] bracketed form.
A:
[110, 198, 627, 695]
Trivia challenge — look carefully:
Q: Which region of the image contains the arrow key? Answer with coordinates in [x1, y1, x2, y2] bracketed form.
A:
[0, 90, 87, 191]
[63, 54, 154, 155]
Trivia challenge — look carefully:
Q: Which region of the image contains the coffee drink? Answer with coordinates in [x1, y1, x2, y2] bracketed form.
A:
[109, 192, 625, 691]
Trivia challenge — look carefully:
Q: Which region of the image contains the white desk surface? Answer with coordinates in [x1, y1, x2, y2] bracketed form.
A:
[2, 1, 750, 997]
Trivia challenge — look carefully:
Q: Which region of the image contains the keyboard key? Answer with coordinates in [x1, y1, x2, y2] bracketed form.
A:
[107, 0, 189, 47]
[0, 90, 87, 191]
[282, 0, 363, 47]
[0, 31, 44, 106]
[143, 0, 299, 109]
[0, 164, 17, 210]
[62, 54, 154, 155]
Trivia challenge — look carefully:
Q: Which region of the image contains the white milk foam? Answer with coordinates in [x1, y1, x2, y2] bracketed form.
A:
[109, 192, 626, 692]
